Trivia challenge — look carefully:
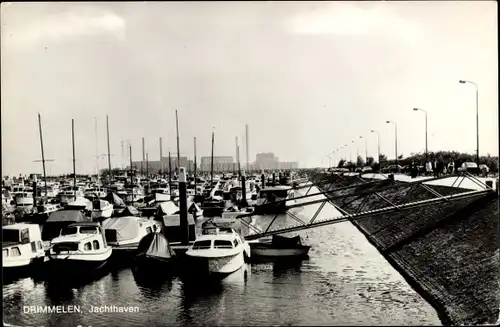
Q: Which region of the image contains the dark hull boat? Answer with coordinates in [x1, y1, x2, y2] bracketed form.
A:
[249, 235, 310, 259]
[134, 232, 176, 275]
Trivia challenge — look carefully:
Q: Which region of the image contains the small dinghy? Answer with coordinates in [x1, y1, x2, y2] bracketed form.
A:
[249, 235, 310, 258]
[134, 232, 176, 274]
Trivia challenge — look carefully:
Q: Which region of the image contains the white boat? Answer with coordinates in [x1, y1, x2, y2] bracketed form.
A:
[102, 217, 162, 253]
[185, 225, 250, 278]
[152, 188, 171, 202]
[66, 196, 92, 211]
[84, 187, 107, 199]
[36, 203, 63, 216]
[46, 222, 112, 275]
[91, 199, 113, 220]
[3, 224, 45, 273]
[14, 192, 34, 210]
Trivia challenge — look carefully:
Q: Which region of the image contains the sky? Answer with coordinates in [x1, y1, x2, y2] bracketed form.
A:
[1, 1, 498, 175]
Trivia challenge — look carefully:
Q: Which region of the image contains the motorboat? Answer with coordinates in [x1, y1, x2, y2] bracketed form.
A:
[91, 199, 114, 221]
[255, 186, 296, 214]
[185, 223, 250, 278]
[3, 224, 45, 275]
[102, 216, 162, 254]
[84, 187, 107, 199]
[46, 222, 112, 275]
[41, 210, 91, 245]
[249, 235, 311, 258]
[151, 188, 171, 202]
[14, 192, 34, 210]
[65, 196, 92, 212]
[188, 202, 204, 218]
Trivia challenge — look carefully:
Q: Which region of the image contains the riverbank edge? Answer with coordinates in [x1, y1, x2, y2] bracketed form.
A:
[311, 174, 499, 326]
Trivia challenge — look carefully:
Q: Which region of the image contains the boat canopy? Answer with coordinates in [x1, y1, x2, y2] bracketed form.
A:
[46, 210, 87, 222]
[272, 235, 302, 247]
[163, 215, 195, 227]
[102, 217, 143, 241]
[136, 232, 176, 260]
[117, 205, 140, 217]
[156, 201, 179, 216]
[104, 192, 126, 207]
[202, 218, 243, 236]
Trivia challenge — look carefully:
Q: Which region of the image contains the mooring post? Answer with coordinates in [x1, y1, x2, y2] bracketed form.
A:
[261, 174, 266, 188]
[179, 167, 189, 245]
[272, 173, 276, 186]
[241, 170, 247, 207]
[32, 175, 37, 207]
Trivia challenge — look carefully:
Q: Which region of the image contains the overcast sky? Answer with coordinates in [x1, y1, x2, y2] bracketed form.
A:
[1, 1, 498, 175]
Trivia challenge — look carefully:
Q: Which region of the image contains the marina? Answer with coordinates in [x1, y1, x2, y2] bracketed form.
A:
[2, 2, 498, 326]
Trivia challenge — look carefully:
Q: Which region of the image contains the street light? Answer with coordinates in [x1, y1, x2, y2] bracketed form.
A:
[459, 80, 479, 165]
[359, 135, 367, 163]
[370, 130, 380, 163]
[413, 108, 428, 161]
[386, 120, 398, 165]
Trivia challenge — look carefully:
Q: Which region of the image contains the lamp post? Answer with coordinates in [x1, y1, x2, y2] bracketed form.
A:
[370, 129, 380, 163]
[359, 135, 367, 163]
[459, 80, 479, 166]
[413, 108, 428, 161]
[386, 120, 398, 165]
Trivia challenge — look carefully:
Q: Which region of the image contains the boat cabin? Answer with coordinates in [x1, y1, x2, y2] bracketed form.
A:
[50, 222, 108, 254]
[3, 224, 45, 267]
[258, 186, 294, 202]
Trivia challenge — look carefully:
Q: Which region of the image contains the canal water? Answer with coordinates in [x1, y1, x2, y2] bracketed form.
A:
[3, 187, 441, 326]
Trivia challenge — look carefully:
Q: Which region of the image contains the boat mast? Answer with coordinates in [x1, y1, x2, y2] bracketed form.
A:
[168, 151, 172, 188]
[129, 143, 133, 185]
[71, 119, 76, 200]
[38, 113, 48, 201]
[159, 137, 163, 175]
[210, 131, 214, 189]
[175, 110, 180, 171]
[95, 117, 99, 180]
[194, 137, 197, 195]
[106, 115, 112, 189]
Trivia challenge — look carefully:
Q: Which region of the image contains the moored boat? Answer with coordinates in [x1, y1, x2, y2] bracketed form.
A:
[91, 199, 114, 221]
[3, 223, 46, 276]
[45, 222, 112, 275]
[249, 234, 310, 258]
[134, 232, 176, 274]
[185, 221, 250, 279]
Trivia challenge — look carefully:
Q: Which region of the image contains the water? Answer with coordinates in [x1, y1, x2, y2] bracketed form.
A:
[3, 187, 441, 326]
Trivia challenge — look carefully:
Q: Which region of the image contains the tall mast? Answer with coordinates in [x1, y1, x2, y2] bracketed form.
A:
[168, 151, 172, 187]
[159, 137, 163, 175]
[129, 143, 133, 185]
[194, 137, 197, 195]
[106, 115, 112, 189]
[72, 119, 76, 200]
[38, 113, 48, 201]
[95, 117, 99, 179]
[175, 110, 180, 170]
[210, 132, 214, 189]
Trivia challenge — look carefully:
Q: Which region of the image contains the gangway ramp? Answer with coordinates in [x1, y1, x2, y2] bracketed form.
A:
[240, 172, 495, 240]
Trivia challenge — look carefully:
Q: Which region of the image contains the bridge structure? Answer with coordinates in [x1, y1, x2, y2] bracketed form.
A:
[237, 172, 496, 241]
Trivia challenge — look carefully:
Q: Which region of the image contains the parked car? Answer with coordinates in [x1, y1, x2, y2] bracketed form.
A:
[457, 162, 480, 174]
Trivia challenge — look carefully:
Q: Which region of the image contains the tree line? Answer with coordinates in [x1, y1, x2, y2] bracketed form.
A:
[336, 151, 499, 173]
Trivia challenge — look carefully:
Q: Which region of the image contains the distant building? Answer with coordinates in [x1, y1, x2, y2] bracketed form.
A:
[200, 156, 234, 172]
[132, 156, 189, 174]
[255, 153, 279, 170]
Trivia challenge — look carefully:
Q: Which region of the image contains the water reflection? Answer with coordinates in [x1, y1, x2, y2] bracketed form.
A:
[133, 267, 173, 298]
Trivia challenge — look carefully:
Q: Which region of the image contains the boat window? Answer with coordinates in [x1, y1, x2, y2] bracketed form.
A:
[3, 229, 20, 243]
[192, 240, 212, 250]
[20, 229, 30, 244]
[61, 226, 78, 236]
[233, 238, 240, 247]
[214, 240, 233, 249]
[11, 247, 21, 257]
[52, 242, 79, 252]
[37, 241, 43, 250]
[146, 227, 152, 234]
[3, 249, 8, 257]
[152, 225, 157, 232]
[92, 240, 100, 250]
[80, 227, 97, 234]
[31, 241, 37, 253]
[84, 242, 92, 251]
